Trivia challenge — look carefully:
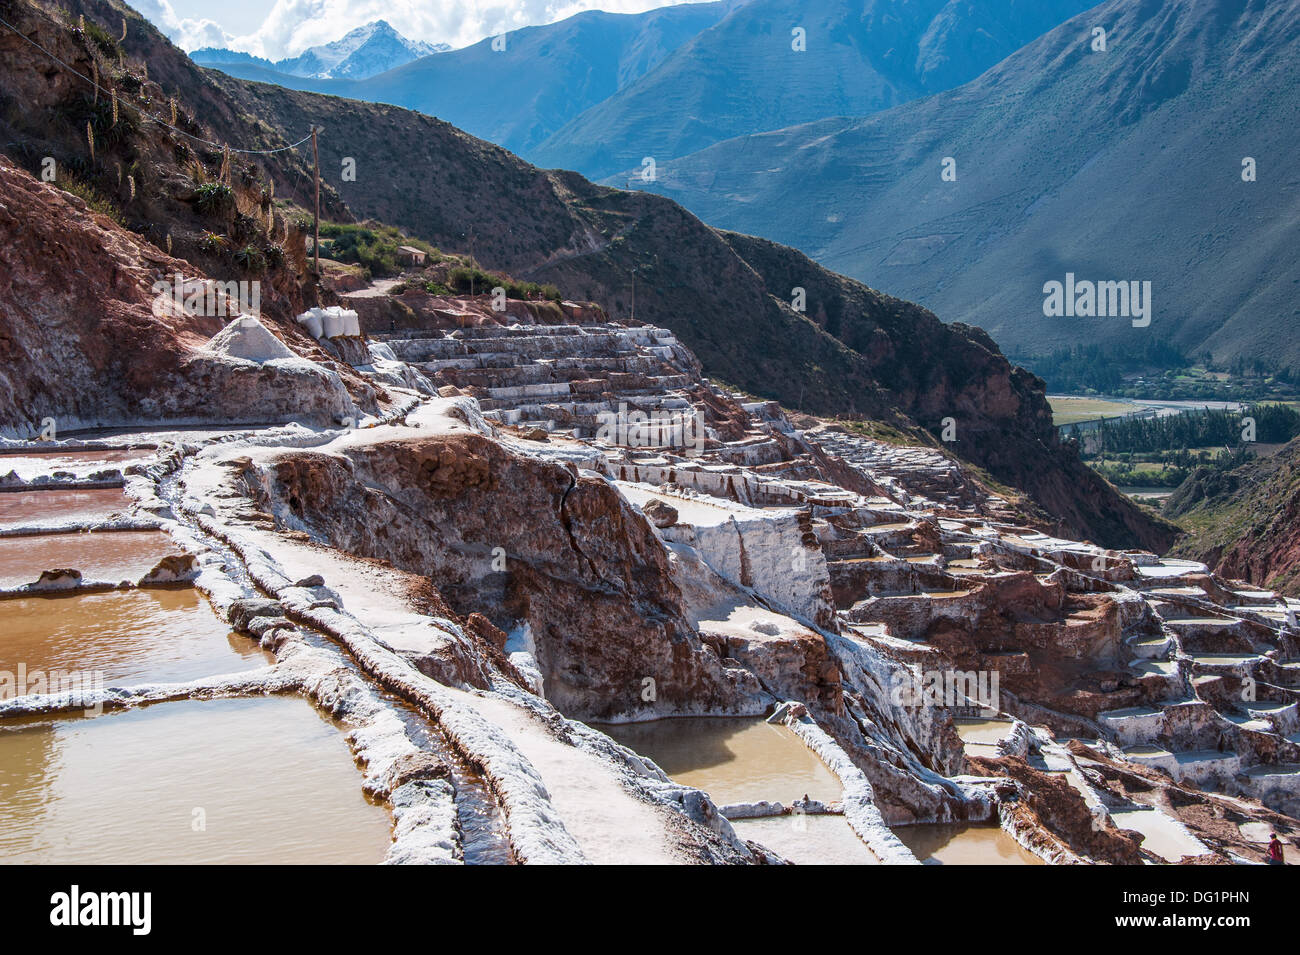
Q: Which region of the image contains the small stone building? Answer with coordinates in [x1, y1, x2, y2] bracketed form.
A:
[397, 245, 427, 267]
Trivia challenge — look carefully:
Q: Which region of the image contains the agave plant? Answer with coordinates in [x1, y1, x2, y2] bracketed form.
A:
[198, 231, 228, 255]
[233, 245, 267, 274]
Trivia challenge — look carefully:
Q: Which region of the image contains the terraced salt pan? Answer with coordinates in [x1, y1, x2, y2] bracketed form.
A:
[1137, 560, 1208, 579]
[0, 487, 133, 528]
[0, 697, 392, 864]
[1224, 712, 1273, 732]
[891, 823, 1043, 865]
[1240, 821, 1299, 862]
[615, 480, 787, 527]
[0, 448, 149, 479]
[0, 530, 177, 587]
[1131, 659, 1178, 676]
[0, 588, 272, 687]
[1124, 744, 1173, 758]
[598, 717, 842, 807]
[955, 719, 1013, 746]
[731, 815, 880, 865]
[1242, 700, 1293, 714]
[1109, 807, 1208, 862]
[1242, 762, 1300, 779]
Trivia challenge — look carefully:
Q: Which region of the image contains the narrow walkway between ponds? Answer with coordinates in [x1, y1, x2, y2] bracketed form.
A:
[446, 689, 695, 865]
[209, 505, 702, 865]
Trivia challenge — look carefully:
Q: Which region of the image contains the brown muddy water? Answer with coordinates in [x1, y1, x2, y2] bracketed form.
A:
[596, 717, 841, 806]
[0, 488, 133, 527]
[0, 697, 392, 864]
[0, 530, 176, 587]
[955, 719, 1013, 757]
[1, 588, 273, 688]
[732, 814, 880, 865]
[892, 823, 1044, 865]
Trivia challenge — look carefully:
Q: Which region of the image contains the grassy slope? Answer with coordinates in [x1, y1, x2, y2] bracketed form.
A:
[1168, 438, 1300, 595]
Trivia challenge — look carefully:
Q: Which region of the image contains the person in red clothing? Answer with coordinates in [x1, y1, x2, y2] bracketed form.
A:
[1267, 833, 1285, 865]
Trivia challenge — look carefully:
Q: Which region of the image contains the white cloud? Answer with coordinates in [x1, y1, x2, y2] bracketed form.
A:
[133, 0, 234, 50]
[144, 0, 698, 58]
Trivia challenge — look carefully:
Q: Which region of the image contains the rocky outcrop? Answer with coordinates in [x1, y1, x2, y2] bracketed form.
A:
[246, 431, 768, 720]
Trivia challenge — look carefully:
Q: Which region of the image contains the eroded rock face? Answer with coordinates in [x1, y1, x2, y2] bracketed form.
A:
[0, 160, 373, 437]
[972, 755, 1147, 864]
[249, 432, 768, 720]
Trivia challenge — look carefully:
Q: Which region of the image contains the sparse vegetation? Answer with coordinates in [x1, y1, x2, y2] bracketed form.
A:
[318, 221, 437, 276]
[446, 265, 560, 301]
[55, 174, 124, 226]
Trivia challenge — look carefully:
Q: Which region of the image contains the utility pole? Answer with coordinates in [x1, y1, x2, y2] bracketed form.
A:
[468, 226, 476, 297]
[311, 125, 321, 276]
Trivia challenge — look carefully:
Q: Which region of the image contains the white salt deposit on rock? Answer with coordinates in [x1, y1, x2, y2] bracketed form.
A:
[203, 316, 296, 363]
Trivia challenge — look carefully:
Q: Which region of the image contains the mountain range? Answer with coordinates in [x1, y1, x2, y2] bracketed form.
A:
[191, 20, 448, 80]
[190, 3, 737, 156]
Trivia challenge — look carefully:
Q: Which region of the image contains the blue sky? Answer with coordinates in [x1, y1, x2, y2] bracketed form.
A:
[137, 0, 695, 58]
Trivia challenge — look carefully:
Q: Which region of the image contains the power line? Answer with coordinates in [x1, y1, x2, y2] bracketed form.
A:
[0, 13, 311, 156]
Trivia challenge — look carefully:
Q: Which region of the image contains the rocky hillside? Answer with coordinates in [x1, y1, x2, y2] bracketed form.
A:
[636, 0, 1300, 375]
[0, 158, 371, 433]
[0, 0, 386, 432]
[1168, 438, 1300, 597]
[0, 0, 1175, 551]
[217, 75, 1175, 550]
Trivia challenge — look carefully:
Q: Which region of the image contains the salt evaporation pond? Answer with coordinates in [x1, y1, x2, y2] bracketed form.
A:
[1108, 808, 1207, 862]
[0, 530, 176, 587]
[0, 448, 149, 478]
[955, 719, 1012, 745]
[0, 697, 392, 864]
[597, 716, 842, 806]
[0, 487, 133, 528]
[1, 588, 273, 687]
[892, 823, 1044, 865]
[731, 815, 880, 865]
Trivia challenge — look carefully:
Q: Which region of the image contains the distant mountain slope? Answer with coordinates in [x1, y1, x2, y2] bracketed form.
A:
[192, 20, 446, 80]
[635, 0, 1300, 374]
[1169, 439, 1300, 597]
[194, 3, 732, 156]
[530, 0, 1097, 180]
